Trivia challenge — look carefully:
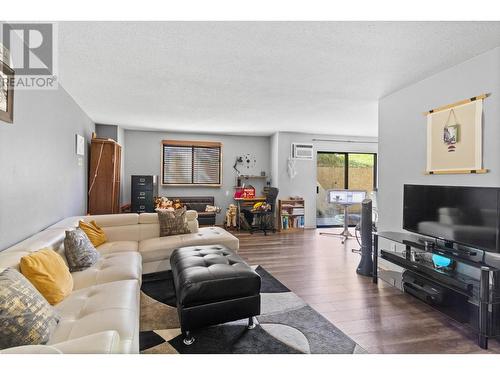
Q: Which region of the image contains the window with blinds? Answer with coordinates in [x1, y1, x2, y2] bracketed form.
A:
[162, 141, 222, 185]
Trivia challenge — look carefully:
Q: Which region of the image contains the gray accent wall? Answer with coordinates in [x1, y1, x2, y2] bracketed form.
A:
[0, 86, 95, 250]
[378, 47, 500, 232]
[124, 130, 270, 224]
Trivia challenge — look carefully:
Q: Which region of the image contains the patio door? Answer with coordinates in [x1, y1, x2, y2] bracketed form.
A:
[316, 152, 377, 227]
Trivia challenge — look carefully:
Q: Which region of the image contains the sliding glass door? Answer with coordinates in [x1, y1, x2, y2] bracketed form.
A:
[316, 152, 377, 227]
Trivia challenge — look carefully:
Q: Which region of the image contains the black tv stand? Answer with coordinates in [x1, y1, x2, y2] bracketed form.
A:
[372, 231, 500, 350]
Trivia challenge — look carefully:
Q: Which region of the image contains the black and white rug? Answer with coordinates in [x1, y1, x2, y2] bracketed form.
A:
[139, 266, 366, 354]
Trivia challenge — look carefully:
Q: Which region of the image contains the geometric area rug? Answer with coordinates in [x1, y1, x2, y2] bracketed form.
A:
[139, 266, 366, 354]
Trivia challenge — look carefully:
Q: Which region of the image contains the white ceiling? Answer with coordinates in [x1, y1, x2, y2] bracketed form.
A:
[58, 22, 500, 137]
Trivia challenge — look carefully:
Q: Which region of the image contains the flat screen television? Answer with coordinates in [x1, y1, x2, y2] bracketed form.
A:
[403, 184, 500, 253]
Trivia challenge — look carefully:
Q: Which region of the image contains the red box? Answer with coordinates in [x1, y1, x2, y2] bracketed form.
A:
[242, 186, 255, 198]
[234, 187, 243, 198]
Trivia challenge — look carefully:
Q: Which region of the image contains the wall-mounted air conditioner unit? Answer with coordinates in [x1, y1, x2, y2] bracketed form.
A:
[291, 143, 314, 160]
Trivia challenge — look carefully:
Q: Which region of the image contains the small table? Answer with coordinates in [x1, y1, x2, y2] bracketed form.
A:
[234, 197, 266, 230]
[319, 202, 360, 244]
[319, 190, 366, 244]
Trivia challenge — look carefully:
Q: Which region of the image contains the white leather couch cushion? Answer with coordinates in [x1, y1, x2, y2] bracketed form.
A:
[51, 331, 120, 354]
[180, 227, 239, 250]
[97, 241, 139, 255]
[139, 236, 184, 263]
[138, 213, 159, 224]
[139, 223, 160, 241]
[0, 331, 121, 354]
[50, 280, 140, 354]
[0, 345, 62, 354]
[71, 252, 142, 290]
[88, 213, 139, 227]
[101, 225, 141, 242]
[137, 227, 239, 267]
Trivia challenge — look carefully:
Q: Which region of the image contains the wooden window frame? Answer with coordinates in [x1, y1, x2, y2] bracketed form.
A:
[161, 140, 223, 187]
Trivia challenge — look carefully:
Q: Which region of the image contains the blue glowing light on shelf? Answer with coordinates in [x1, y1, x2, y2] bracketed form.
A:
[432, 254, 452, 268]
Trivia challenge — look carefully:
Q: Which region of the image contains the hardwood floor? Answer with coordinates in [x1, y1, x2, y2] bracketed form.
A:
[233, 228, 500, 354]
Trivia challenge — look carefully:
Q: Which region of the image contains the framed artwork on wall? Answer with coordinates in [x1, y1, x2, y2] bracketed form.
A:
[425, 95, 487, 175]
[0, 61, 14, 124]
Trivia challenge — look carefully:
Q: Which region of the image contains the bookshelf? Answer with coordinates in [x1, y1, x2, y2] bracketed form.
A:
[278, 198, 305, 231]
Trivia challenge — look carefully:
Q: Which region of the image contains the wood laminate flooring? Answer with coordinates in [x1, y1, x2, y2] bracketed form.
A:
[233, 228, 500, 354]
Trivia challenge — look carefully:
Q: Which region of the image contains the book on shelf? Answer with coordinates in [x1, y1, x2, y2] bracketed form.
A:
[281, 214, 304, 229]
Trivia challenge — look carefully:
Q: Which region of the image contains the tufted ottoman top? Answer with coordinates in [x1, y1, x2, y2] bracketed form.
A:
[170, 245, 261, 307]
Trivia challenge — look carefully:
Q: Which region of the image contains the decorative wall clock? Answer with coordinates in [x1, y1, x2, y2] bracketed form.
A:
[241, 153, 256, 170]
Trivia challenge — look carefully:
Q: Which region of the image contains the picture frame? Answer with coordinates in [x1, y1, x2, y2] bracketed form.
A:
[0, 61, 14, 124]
[426, 99, 484, 174]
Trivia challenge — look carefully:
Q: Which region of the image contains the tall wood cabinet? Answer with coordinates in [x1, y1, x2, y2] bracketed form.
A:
[88, 138, 121, 215]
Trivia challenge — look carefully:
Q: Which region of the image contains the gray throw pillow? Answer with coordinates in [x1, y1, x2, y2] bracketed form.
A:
[64, 228, 100, 272]
[158, 207, 191, 237]
[0, 268, 60, 349]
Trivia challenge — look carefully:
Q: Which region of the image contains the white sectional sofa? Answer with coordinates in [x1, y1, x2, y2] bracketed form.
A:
[0, 211, 239, 354]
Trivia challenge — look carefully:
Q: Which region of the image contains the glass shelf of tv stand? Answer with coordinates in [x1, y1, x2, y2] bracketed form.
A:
[376, 231, 500, 306]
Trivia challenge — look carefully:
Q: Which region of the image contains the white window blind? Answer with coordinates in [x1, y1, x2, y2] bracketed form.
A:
[162, 141, 222, 185]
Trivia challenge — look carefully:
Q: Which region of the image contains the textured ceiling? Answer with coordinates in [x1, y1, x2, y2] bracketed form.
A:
[58, 22, 500, 136]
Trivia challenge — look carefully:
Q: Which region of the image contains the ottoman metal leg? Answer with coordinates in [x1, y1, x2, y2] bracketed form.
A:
[183, 330, 195, 346]
[247, 317, 256, 330]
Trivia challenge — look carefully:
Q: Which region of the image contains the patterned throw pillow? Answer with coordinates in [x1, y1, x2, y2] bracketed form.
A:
[0, 268, 60, 350]
[158, 207, 191, 237]
[64, 229, 100, 272]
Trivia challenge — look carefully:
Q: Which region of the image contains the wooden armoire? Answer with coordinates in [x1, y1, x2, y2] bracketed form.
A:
[88, 138, 121, 214]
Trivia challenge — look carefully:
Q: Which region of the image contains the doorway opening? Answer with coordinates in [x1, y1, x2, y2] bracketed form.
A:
[316, 152, 377, 227]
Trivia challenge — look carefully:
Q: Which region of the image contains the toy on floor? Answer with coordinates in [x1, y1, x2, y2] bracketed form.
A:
[225, 204, 237, 228]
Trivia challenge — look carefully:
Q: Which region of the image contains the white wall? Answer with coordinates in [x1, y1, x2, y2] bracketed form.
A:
[0, 87, 94, 250]
[275, 132, 378, 228]
[124, 130, 270, 224]
[378, 47, 500, 232]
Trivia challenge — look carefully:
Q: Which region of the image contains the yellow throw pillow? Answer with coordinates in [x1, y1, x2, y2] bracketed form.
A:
[79, 220, 107, 247]
[20, 248, 73, 305]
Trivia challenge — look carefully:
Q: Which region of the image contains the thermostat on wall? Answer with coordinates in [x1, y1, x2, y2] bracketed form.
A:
[76, 134, 85, 156]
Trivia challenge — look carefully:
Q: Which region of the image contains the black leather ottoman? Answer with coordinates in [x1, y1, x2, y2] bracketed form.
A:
[170, 244, 261, 345]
